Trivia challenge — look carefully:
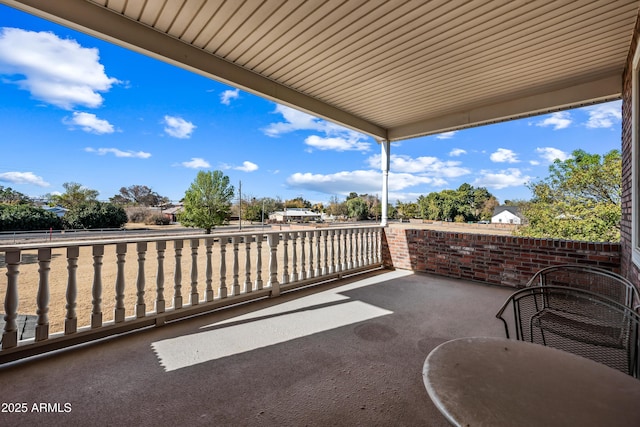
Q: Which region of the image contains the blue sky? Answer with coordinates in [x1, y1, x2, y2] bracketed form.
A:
[0, 5, 622, 206]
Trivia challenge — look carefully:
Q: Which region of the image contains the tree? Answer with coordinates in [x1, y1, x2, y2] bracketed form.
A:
[395, 201, 419, 220]
[0, 204, 63, 231]
[346, 197, 369, 220]
[326, 196, 348, 218]
[110, 185, 168, 206]
[50, 182, 99, 209]
[180, 170, 235, 234]
[284, 196, 312, 209]
[0, 186, 30, 205]
[63, 202, 127, 229]
[517, 149, 621, 242]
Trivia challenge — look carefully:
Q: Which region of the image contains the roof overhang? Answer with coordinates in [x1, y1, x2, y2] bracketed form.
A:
[2, 0, 638, 141]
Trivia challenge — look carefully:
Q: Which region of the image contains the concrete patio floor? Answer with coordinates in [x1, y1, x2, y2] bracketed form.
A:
[0, 269, 514, 426]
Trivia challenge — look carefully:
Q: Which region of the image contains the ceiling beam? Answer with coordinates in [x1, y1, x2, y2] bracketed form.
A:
[3, 0, 388, 139]
[387, 73, 622, 141]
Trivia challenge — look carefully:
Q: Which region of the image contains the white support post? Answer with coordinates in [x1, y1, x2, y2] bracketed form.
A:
[380, 139, 390, 226]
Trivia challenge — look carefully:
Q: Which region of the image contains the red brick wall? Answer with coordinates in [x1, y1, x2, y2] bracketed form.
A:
[620, 9, 640, 287]
[382, 228, 621, 288]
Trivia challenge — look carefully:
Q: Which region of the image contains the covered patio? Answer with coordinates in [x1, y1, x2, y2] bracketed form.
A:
[0, 269, 512, 426]
[2, 1, 640, 425]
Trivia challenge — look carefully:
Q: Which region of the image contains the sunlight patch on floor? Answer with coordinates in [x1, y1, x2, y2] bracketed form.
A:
[151, 299, 392, 371]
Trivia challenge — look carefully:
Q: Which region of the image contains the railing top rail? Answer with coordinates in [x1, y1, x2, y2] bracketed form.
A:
[0, 225, 383, 251]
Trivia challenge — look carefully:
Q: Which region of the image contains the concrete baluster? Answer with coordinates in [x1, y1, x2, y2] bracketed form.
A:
[219, 238, 227, 298]
[2, 250, 20, 349]
[245, 236, 252, 293]
[322, 229, 329, 275]
[173, 240, 183, 309]
[281, 232, 289, 284]
[232, 236, 240, 296]
[299, 231, 307, 280]
[36, 248, 51, 340]
[348, 229, 354, 270]
[190, 239, 199, 305]
[136, 242, 147, 317]
[90, 245, 104, 328]
[205, 238, 214, 301]
[314, 230, 321, 277]
[65, 246, 79, 334]
[307, 231, 314, 278]
[335, 229, 342, 273]
[267, 233, 280, 297]
[327, 229, 335, 274]
[255, 234, 263, 290]
[290, 231, 298, 282]
[156, 241, 166, 313]
[114, 243, 127, 323]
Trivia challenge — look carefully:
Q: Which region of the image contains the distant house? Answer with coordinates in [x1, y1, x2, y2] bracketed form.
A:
[162, 205, 183, 223]
[491, 206, 524, 225]
[269, 208, 321, 223]
[42, 206, 68, 218]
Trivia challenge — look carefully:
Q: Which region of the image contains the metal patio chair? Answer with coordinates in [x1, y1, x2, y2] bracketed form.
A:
[496, 286, 640, 378]
[524, 264, 640, 310]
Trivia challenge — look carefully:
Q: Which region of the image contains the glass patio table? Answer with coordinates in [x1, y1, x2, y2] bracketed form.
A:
[423, 337, 640, 427]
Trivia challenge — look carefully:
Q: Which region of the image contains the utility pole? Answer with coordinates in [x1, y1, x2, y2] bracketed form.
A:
[239, 180, 242, 231]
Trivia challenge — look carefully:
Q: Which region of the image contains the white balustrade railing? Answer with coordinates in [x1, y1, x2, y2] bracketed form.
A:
[0, 226, 382, 363]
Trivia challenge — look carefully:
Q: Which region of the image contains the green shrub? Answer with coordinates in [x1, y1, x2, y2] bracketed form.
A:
[0, 204, 63, 231]
[64, 202, 127, 229]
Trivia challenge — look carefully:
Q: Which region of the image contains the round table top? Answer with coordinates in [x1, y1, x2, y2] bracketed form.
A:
[423, 337, 640, 427]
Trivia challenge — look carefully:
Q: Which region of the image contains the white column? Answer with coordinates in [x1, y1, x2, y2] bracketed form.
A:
[380, 138, 390, 226]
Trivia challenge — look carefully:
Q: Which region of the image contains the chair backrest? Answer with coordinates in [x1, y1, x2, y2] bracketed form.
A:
[525, 264, 640, 310]
[496, 286, 640, 377]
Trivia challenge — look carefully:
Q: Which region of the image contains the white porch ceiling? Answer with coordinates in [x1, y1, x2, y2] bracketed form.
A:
[3, 0, 639, 141]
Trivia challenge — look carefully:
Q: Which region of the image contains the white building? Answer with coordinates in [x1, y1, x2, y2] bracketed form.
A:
[269, 208, 321, 223]
[491, 206, 523, 225]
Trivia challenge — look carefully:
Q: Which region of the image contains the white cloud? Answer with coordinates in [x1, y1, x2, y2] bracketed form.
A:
[64, 112, 114, 134]
[436, 131, 457, 140]
[449, 148, 466, 157]
[181, 157, 210, 169]
[529, 160, 540, 166]
[263, 105, 325, 136]
[490, 148, 520, 163]
[535, 147, 569, 163]
[85, 147, 151, 158]
[163, 115, 196, 139]
[286, 170, 444, 195]
[220, 88, 239, 105]
[582, 101, 621, 129]
[262, 104, 371, 152]
[367, 154, 470, 178]
[472, 168, 531, 190]
[535, 111, 572, 130]
[0, 171, 49, 187]
[220, 161, 259, 172]
[304, 135, 370, 152]
[0, 27, 120, 109]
